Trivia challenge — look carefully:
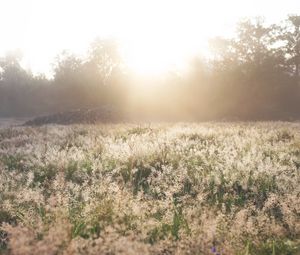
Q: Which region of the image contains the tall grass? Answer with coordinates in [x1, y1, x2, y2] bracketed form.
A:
[0, 122, 299, 254]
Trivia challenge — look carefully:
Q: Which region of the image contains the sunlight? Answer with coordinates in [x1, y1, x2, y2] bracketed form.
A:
[121, 37, 194, 76]
[0, 0, 299, 76]
[1, 1, 300, 251]
[0, 0, 228, 76]
[114, 0, 217, 75]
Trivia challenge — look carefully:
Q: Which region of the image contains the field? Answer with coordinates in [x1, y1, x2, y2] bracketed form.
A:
[0, 123, 299, 255]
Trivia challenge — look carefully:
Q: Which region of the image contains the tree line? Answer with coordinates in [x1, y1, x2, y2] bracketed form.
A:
[0, 15, 299, 121]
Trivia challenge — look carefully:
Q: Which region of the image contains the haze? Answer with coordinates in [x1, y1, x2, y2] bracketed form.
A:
[1, 0, 299, 76]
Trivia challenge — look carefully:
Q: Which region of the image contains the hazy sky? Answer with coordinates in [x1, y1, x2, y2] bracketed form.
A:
[0, 0, 299, 76]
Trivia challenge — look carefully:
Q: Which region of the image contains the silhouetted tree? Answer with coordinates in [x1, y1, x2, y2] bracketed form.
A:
[1, 15, 300, 121]
[84, 38, 122, 85]
[280, 15, 300, 82]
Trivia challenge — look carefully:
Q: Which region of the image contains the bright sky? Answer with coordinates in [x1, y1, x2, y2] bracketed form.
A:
[0, 0, 299, 76]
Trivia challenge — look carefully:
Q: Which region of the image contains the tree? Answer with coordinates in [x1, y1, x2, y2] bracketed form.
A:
[233, 18, 280, 66]
[85, 38, 122, 85]
[209, 37, 236, 71]
[208, 18, 292, 120]
[0, 50, 32, 87]
[280, 15, 300, 81]
[53, 51, 83, 84]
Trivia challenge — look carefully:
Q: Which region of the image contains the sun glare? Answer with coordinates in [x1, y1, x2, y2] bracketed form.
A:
[123, 46, 172, 76]
[0, 0, 299, 76]
[121, 38, 194, 76]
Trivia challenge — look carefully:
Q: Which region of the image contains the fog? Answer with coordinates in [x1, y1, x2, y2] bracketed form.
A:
[0, 16, 300, 122]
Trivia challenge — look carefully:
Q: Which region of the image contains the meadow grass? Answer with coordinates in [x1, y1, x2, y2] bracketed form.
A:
[0, 122, 299, 254]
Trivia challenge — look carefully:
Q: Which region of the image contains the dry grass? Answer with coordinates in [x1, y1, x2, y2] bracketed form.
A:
[0, 122, 299, 255]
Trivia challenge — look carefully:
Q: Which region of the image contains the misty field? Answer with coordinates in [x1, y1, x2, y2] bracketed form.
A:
[0, 123, 299, 255]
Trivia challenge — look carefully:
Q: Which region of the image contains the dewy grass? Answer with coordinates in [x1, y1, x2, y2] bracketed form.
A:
[0, 122, 299, 255]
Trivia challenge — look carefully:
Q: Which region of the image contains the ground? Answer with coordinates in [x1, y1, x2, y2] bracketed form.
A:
[0, 123, 299, 255]
[0, 118, 27, 128]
